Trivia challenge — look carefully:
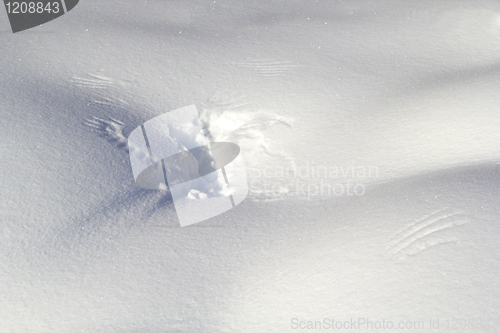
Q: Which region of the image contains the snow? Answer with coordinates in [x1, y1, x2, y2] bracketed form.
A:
[1, 0, 500, 331]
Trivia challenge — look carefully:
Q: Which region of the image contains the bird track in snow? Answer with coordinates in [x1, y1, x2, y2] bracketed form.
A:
[232, 58, 301, 77]
[387, 208, 469, 260]
[199, 90, 295, 201]
[76, 75, 296, 203]
[71, 73, 140, 110]
[83, 115, 128, 151]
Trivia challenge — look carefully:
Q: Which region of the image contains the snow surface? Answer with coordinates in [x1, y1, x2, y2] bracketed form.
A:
[1, 0, 500, 331]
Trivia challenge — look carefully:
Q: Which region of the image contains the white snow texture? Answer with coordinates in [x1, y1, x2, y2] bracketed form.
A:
[1, 0, 500, 332]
